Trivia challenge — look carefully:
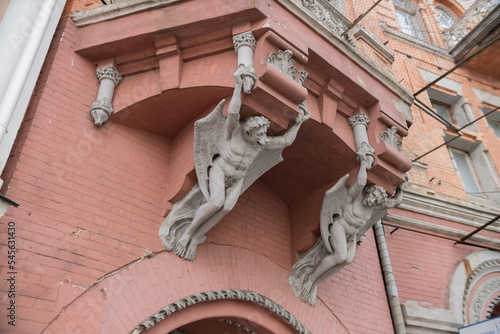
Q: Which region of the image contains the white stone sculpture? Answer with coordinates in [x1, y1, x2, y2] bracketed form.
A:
[289, 144, 406, 306]
[380, 126, 402, 151]
[159, 66, 310, 260]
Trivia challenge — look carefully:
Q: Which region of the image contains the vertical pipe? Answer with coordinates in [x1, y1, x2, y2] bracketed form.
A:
[0, 0, 57, 142]
[374, 220, 406, 334]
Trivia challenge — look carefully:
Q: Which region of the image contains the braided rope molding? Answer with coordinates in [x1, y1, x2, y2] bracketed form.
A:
[461, 258, 500, 323]
[129, 289, 312, 334]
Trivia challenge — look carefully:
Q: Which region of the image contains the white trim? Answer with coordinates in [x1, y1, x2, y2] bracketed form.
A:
[0, 0, 66, 187]
[402, 251, 500, 333]
[72, 0, 183, 27]
[385, 213, 500, 248]
[397, 189, 500, 232]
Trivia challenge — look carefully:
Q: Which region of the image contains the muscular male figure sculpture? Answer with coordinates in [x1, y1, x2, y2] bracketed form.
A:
[290, 143, 405, 305]
[172, 66, 309, 260]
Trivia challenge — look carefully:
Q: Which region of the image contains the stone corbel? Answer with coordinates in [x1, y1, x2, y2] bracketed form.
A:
[156, 35, 182, 91]
[239, 31, 309, 132]
[319, 78, 344, 128]
[90, 65, 122, 126]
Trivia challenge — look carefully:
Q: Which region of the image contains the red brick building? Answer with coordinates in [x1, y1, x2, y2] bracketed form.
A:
[0, 0, 498, 333]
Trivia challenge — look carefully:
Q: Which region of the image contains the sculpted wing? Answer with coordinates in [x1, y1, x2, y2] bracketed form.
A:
[356, 205, 387, 243]
[320, 174, 349, 254]
[241, 148, 284, 194]
[194, 99, 226, 201]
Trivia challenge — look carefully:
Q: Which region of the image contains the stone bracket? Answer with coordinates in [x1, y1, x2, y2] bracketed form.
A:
[155, 34, 183, 91]
[90, 64, 122, 126]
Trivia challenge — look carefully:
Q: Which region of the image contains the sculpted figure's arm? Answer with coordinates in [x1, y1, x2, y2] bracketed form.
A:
[347, 143, 373, 200]
[224, 67, 246, 138]
[386, 175, 407, 208]
[266, 103, 310, 150]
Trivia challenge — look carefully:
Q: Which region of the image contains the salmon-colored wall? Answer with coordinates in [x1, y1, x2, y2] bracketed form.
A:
[3, 0, 497, 333]
[0, 4, 400, 333]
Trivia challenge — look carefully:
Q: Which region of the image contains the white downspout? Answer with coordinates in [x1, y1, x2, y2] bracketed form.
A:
[374, 220, 406, 334]
[0, 0, 57, 143]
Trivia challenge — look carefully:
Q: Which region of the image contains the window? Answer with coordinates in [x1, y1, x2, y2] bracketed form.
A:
[449, 148, 482, 195]
[487, 119, 500, 137]
[435, 5, 457, 29]
[427, 87, 477, 130]
[482, 106, 500, 138]
[431, 100, 455, 124]
[392, 0, 428, 40]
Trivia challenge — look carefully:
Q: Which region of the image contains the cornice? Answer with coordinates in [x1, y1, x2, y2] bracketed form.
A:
[71, 0, 414, 108]
[380, 21, 452, 60]
[385, 213, 500, 248]
[277, 0, 414, 107]
[71, 0, 182, 27]
[353, 25, 395, 64]
[398, 189, 500, 232]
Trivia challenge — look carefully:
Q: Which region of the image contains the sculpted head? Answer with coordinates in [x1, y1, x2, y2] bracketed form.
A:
[362, 185, 388, 207]
[242, 116, 270, 146]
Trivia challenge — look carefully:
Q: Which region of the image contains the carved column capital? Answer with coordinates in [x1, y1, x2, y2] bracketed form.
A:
[95, 65, 122, 86]
[347, 112, 370, 129]
[233, 31, 256, 52]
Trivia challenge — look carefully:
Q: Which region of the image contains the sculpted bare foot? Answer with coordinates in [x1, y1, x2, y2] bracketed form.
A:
[184, 243, 197, 261]
[300, 280, 313, 301]
[174, 234, 190, 258]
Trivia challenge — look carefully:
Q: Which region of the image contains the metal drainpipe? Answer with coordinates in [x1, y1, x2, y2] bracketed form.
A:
[374, 220, 406, 334]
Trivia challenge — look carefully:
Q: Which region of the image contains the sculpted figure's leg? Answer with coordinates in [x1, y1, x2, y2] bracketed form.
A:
[174, 163, 225, 258]
[345, 241, 356, 265]
[305, 222, 348, 293]
[185, 178, 244, 260]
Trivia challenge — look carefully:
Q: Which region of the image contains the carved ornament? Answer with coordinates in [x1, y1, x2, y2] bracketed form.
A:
[347, 112, 370, 128]
[95, 65, 123, 86]
[129, 289, 311, 334]
[470, 277, 500, 323]
[90, 97, 113, 126]
[486, 295, 500, 319]
[300, 0, 355, 46]
[380, 126, 402, 151]
[216, 319, 258, 334]
[267, 50, 308, 85]
[233, 31, 256, 52]
[442, 0, 499, 48]
[462, 258, 500, 323]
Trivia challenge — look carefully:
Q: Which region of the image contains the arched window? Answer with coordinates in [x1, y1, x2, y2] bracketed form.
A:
[436, 5, 457, 29]
[392, 0, 428, 40]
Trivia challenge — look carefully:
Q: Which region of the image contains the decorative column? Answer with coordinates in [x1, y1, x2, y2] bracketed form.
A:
[348, 112, 371, 150]
[90, 65, 122, 126]
[233, 31, 256, 93]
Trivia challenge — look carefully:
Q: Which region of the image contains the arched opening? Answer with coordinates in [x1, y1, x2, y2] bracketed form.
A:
[131, 290, 311, 334]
